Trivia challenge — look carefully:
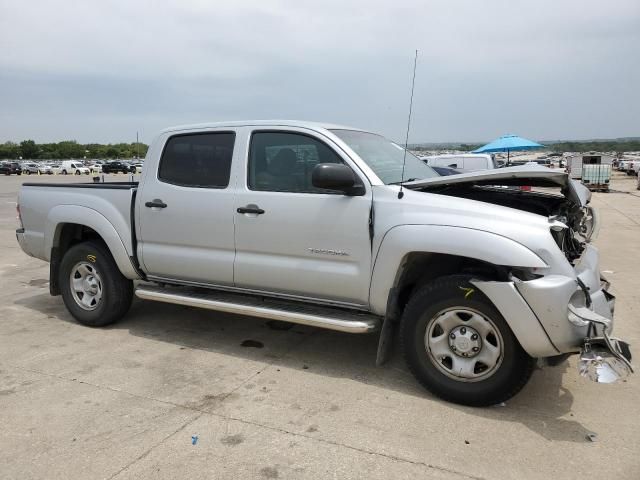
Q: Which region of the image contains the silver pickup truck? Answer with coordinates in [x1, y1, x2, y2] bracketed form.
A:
[15, 121, 632, 406]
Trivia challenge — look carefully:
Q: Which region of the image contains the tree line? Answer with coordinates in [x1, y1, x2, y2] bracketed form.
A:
[0, 140, 149, 160]
[544, 140, 640, 154]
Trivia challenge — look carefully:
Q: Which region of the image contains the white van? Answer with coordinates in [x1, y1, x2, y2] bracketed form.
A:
[422, 154, 496, 172]
[53, 161, 91, 175]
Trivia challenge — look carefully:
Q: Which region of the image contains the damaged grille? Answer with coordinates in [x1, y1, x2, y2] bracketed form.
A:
[550, 206, 596, 263]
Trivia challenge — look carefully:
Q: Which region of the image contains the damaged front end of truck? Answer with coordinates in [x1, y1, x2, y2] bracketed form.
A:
[405, 166, 633, 383]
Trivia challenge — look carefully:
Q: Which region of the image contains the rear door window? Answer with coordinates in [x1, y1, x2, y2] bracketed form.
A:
[159, 132, 235, 188]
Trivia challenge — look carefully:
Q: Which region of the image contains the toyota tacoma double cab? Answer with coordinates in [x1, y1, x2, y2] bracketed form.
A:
[15, 121, 633, 406]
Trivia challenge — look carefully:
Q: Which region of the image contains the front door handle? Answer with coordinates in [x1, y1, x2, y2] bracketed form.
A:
[237, 205, 265, 215]
[145, 199, 167, 208]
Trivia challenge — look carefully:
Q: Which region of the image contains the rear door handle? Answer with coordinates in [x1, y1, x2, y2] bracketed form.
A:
[237, 206, 265, 215]
[145, 199, 167, 208]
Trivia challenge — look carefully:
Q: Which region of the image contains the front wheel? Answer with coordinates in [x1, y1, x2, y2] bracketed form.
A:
[59, 241, 133, 327]
[400, 275, 535, 406]
[75, 170, 81, 175]
[26, 170, 31, 175]
[62, 170, 67, 175]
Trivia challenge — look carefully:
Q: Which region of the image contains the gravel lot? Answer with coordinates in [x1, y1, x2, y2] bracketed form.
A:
[1, 172, 638, 479]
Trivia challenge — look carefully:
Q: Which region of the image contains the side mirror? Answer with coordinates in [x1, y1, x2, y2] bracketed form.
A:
[311, 164, 365, 196]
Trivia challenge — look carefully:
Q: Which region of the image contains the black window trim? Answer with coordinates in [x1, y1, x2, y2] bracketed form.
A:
[246, 129, 364, 195]
[157, 130, 236, 189]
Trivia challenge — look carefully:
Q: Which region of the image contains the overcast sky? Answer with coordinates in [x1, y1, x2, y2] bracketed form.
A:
[1, 0, 638, 144]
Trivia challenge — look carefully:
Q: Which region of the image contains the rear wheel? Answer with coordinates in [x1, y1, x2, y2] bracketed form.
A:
[400, 275, 535, 406]
[26, 170, 31, 175]
[59, 241, 133, 327]
[75, 170, 81, 175]
[62, 170, 67, 175]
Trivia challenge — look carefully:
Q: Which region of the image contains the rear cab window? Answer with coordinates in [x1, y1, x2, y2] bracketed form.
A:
[158, 132, 235, 188]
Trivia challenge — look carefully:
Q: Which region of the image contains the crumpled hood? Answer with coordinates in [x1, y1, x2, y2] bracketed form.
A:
[404, 166, 591, 207]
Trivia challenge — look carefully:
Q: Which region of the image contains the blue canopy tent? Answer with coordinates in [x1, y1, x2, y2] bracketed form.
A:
[472, 134, 544, 166]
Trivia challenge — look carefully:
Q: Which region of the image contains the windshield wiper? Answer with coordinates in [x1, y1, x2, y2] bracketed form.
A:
[389, 178, 419, 185]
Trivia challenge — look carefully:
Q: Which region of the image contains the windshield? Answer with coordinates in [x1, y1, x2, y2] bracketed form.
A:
[331, 129, 438, 184]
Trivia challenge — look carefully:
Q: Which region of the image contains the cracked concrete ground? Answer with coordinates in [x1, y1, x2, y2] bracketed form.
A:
[1, 173, 639, 479]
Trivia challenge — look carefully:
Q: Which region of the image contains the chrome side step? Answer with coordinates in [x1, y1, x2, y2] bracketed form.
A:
[135, 285, 380, 334]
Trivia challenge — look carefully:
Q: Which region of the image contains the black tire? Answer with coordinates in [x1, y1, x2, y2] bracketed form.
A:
[26, 170, 31, 175]
[75, 170, 81, 175]
[62, 170, 67, 175]
[59, 241, 133, 327]
[400, 275, 535, 407]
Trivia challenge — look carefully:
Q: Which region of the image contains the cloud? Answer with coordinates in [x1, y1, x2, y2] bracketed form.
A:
[1, 0, 638, 143]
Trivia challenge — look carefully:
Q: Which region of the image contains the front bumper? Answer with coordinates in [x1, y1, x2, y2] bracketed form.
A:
[569, 303, 633, 383]
[474, 244, 633, 383]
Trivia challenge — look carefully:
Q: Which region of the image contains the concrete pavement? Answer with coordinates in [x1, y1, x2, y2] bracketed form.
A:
[1, 172, 638, 479]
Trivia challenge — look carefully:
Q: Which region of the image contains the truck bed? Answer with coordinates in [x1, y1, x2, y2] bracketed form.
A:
[18, 182, 138, 265]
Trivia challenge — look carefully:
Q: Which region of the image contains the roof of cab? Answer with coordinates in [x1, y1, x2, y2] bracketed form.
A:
[160, 120, 366, 134]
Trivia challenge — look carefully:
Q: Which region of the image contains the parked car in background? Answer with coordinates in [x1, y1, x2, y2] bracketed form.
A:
[617, 159, 637, 174]
[0, 162, 23, 175]
[422, 154, 496, 172]
[101, 161, 131, 174]
[23, 163, 53, 175]
[23, 163, 40, 175]
[88, 163, 103, 174]
[131, 163, 144, 173]
[52, 161, 91, 175]
[531, 158, 552, 167]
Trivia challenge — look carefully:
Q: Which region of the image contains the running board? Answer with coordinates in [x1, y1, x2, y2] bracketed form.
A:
[135, 285, 380, 334]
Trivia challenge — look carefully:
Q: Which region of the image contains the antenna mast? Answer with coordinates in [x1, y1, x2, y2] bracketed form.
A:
[398, 49, 418, 199]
